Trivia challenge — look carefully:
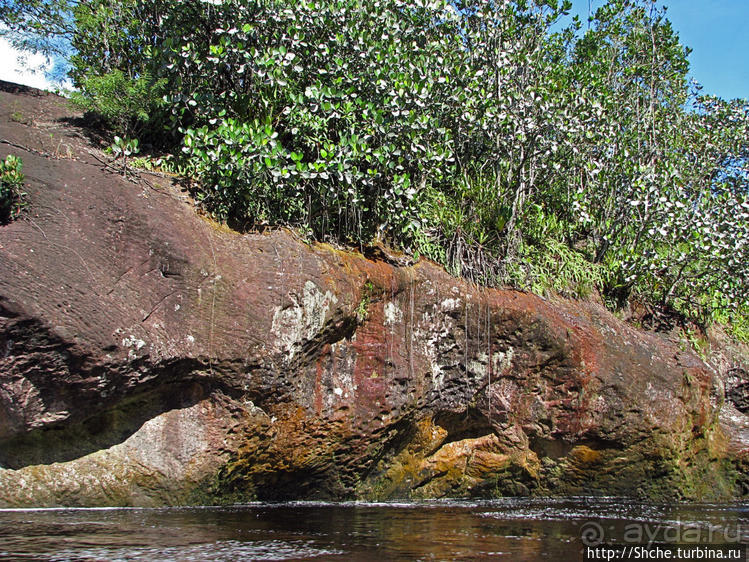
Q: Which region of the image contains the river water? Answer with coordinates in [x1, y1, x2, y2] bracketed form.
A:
[1, 498, 747, 561]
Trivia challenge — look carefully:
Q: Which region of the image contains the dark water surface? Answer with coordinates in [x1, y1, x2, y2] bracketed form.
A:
[1, 498, 747, 561]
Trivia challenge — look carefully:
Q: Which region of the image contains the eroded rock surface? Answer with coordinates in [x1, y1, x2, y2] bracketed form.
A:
[1, 82, 746, 506]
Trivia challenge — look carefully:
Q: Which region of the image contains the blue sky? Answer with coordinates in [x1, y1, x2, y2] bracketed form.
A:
[565, 0, 749, 100]
[1, 1, 747, 100]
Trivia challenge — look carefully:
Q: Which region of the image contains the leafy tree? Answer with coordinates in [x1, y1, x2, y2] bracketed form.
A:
[0, 0, 75, 55]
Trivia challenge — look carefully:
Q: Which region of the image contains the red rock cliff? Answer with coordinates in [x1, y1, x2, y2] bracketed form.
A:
[0, 82, 747, 506]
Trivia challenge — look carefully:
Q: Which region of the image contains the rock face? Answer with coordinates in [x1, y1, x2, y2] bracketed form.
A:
[0, 82, 747, 506]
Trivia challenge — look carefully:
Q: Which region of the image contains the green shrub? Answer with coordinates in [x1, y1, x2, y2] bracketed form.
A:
[169, 0, 460, 241]
[0, 154, 26, 223]
[508, 240, 605, 300]
[70, 70, 166, 138]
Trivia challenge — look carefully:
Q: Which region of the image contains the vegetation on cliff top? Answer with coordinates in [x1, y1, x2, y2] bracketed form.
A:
[2, 0, 747, 338]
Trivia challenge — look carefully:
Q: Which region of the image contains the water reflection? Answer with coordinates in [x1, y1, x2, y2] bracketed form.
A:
[0, 498, 747, 561]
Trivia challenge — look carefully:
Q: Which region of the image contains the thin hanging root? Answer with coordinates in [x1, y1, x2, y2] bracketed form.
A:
[486, 289, 492, 426]
[409, 275, 414, 380]
[206, 227, 219, 377]
[464, 297, 469, 382]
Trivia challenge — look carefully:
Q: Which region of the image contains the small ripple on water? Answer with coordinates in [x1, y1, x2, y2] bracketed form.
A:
[44, 540, 344, 562]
